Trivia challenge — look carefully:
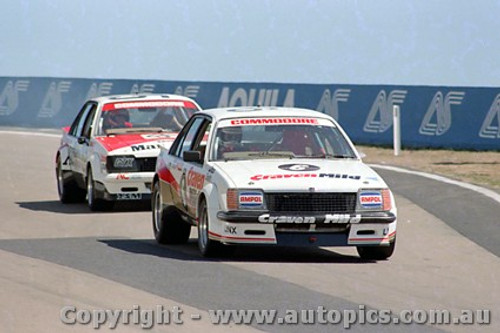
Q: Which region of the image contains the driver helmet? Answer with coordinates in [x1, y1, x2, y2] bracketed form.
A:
[104, 109, 130, 128]
[220, 126, 242, 143]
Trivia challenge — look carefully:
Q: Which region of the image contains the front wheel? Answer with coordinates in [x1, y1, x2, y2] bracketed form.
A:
[197, 199, 225, 257]
[56, 156, 85, 203]
[152, 180, 190, 244]
[86, 168, 112, 211]
[357, 238, 396, 260]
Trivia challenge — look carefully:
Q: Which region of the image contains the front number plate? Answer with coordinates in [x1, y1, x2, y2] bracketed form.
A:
[117, 193, 142, 200]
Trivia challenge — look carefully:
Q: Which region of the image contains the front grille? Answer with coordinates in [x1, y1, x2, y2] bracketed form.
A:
[265, 192, 356, 213]
[136, 157, 157, 172]
[107, 156, 157, 173]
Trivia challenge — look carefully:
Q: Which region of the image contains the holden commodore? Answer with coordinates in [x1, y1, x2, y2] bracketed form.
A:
[55, 94, 201, 210]
[151, 106, 397, 259]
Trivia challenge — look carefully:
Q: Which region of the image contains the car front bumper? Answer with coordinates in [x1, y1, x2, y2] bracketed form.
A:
[211, 210, 396, 247]
[94, 172, 154, 201]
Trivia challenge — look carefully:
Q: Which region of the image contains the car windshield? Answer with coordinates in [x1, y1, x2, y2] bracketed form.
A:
[97, 101, 198, 136]
[211, 118, 357, 161]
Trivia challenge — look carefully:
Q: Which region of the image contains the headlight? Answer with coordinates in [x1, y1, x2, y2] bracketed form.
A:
[106, 155, 138, 172]
[357, 189, 392, 211]
[226, 189, 266, 211]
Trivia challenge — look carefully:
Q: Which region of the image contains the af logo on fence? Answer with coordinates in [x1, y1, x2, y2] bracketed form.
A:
[38, 81, 72, 118]
[479, 93, 500, 139]
[0, 80, 30, 116]
[419, 91, 465, 136]
[174, 85, 200, 98]
[363, 90, 407, 133]
[130, 83, 155, 94]
[316, 88, 350, 120]
[86, 82, 113, 100]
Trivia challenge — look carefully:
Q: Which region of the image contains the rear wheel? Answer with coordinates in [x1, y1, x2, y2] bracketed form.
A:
[86, 167, 113, 211]
[152, 180, 190, 244]
[56, 156, 85, 203]
[357, 238, 396, 260]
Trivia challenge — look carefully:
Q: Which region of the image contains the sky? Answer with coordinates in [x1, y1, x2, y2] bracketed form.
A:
[1, 0, 499, 87]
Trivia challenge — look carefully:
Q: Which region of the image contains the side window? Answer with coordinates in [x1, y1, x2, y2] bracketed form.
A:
[69, 103, 94, 137]
[178, 117, 205, 158]
[192, 121, 210, 150]
[191, 121, 211, 163]
[169, 118, 197, 157]
[81, 104, 98, 139]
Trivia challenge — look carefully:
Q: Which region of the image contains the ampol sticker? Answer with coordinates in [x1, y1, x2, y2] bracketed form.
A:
[359, 192, 382, 208]
[239, 191, 263, 208]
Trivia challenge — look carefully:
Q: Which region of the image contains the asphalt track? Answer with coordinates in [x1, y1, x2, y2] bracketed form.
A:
[0, 131, 498, 332]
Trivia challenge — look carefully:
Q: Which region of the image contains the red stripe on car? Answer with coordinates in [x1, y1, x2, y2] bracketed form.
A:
[95, 133, 176, 151]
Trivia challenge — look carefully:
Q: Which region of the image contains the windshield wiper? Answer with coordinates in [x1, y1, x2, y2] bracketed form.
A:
[128, 127, 164, 132]
[247, 152, 295, 159]
[106, 127, 165, 135]
[304, 154, 356, 159]
[324, 154, 356, 159]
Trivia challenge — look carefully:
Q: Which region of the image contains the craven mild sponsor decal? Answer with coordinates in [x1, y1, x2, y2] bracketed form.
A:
[250, 173, 361, 181]
[131, 144, 160, 151]
[95, 133, 175, 152]
[258, 214, 361, 224]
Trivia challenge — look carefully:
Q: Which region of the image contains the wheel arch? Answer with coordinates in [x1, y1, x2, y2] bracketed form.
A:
[197, 182, 221, 227]
[152, 173, 160, 186]
[56, 147, 71, 171]
[87, 150, 104, 180]
[86, 161, 93, 179]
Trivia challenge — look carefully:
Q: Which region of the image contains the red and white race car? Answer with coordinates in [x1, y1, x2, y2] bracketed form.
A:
[55, 94, 201, 210]
[152, 106, 397, 260]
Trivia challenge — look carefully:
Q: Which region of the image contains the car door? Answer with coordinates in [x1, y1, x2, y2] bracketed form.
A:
[66, 102, 95, 185]
[169, 116, 211, 217]
[72, 103, 98, 177]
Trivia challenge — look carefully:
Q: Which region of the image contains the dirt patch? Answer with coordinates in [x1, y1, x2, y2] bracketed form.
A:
[357, 145, 500, 193]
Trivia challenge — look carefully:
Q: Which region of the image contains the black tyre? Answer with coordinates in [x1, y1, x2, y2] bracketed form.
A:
[86, 167, 113, 211]
[357, 238, 396, 260]
[152, 180, 191, 244]
[56, 156, 85, 203]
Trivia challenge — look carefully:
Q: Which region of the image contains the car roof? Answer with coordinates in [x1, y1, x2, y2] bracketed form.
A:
[89, 93, 199, 104]
[198, 106, 335, 122]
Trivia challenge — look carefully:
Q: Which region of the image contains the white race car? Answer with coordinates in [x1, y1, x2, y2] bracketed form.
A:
[55, 94, 201, 210]
[152, 107, 397, 260]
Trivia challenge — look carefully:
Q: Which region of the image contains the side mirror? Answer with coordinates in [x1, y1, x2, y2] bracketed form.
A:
[77, 136, 88, 145]
[183, 150, 202, 163]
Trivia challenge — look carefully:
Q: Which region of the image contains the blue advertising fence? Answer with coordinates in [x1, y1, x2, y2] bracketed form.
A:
[0, 76, 499, 150]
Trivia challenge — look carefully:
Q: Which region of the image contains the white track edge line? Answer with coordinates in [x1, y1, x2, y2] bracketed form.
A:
[370, 164, 500, 204]
[0, 130, 61, 138]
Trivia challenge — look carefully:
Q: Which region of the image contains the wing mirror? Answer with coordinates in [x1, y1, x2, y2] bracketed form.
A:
[77, 136, 88, 145]
[183, 150, 203, 163]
